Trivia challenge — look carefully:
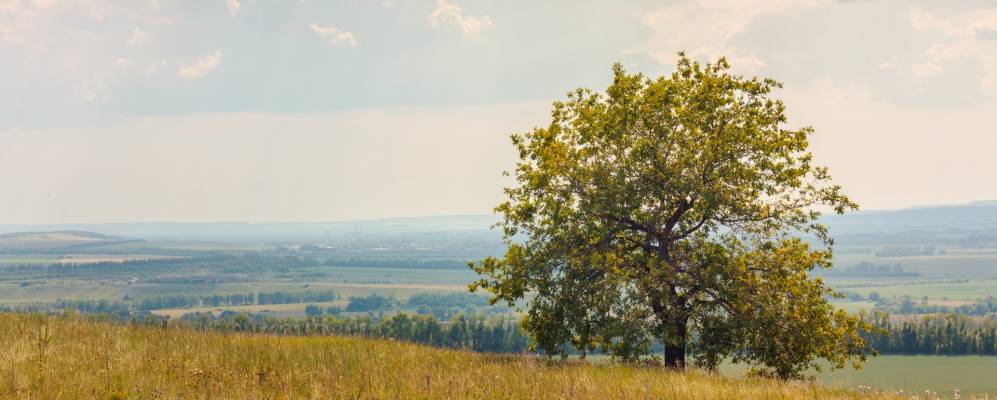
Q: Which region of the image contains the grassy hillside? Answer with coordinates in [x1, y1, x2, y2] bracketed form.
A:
[0, 313, 896, 399]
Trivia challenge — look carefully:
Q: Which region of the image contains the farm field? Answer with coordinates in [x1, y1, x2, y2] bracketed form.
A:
[150, 300, 348, 318]
[721, 356, 997, 396]
[296, 265, 480, 286]
[54, 254, 181, 264]
[829, 278, 997, 301]
[830, 249, 997, 279]
[0, 277, 469, 305]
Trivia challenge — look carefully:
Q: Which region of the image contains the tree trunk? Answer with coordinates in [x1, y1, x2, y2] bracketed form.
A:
[663, 317, 688, 369]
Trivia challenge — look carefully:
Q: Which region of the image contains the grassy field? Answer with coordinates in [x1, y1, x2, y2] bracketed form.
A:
[720, 356, 997, 396]
[831, 249, 997, 279]
[819, 356, 997, 396]
[150, 300, 348, 318]
[0, 265, 475, 305]
[830, 278, 997, 301]
[0, 313, 895, 399]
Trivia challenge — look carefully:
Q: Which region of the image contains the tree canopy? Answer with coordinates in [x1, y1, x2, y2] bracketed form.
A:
[470, 54, 874, 379]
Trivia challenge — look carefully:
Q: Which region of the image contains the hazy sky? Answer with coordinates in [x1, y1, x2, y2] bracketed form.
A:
[1, 0, 996, 223]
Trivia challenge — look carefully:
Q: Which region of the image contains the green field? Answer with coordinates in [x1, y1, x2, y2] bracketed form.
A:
[831, 248, 997, 279]
[721, 355, 997, 396]
[836, 279, 997, 301]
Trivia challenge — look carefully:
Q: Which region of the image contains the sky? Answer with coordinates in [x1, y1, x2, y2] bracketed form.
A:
[1, 0, 996, 224]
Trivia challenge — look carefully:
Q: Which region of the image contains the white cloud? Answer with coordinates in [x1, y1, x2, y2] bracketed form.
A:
[876, 56, 898, 70]
[924, 43, 965, 60]
[908, 8, 997, 97]
[178, 50, 222, 79]
[0, 24, 18, 43]
[911, 63, 942, 78]
[143, 60, 167, 76]
[126, 27, 148, 47]
[428, 0, 493, 34]
[309, 23, 359, 47]
[226, 0, 240, 18]
[635, 0, 819, 72]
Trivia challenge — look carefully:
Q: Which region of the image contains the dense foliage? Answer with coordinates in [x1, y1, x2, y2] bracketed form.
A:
[471, 54, 871, 379]
[345, 294, 398, 312]
[134, 290, 339, 310]
[864, 312, 997, 355]
[875, 296, 997, 316]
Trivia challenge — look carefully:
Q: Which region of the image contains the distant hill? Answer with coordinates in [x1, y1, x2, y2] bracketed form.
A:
[0, 230, 123, 249]
[823, 201, 997, 235]
[0, 215, 502, 242]
[0, 230, 117, 241]
[1, 201, 996, 244]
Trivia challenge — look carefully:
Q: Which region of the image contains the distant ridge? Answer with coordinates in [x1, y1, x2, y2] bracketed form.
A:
[904, 200, 997, 209]
[1, 201, 996, 242]
[0, 230, 118, 241]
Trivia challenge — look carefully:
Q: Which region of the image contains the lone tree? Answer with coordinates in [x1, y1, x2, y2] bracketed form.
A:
[470, 54, 874, 379]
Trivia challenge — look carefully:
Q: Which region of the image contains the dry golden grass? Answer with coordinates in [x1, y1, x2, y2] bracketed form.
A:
[0, 313, 898, 399]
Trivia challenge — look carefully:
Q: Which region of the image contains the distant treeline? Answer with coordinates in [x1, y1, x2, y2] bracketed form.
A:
[180, 312, 531, 353]
[322, 258, 470, 270]
[824, 262, 920, 277]
[0, 239, 148, 254]
[864, 312, 997, 355]
[956, 233, 997, 249]
[876, 296, 997, 316]
[874, 245, 941, 258]
[337, 292, 505, 320]
[13, 306, 997, 356]
[0, 254, 317, 280]
[345, 294, 398, 312]
[131, 290, 339, 310]
[2, 300, 135, 319]
[1, 290, 339, 315]
[0, 309, 532, 354]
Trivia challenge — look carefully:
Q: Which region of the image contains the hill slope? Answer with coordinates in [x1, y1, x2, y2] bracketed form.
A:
[0, 230, 122, 250]
[0, 314, 891, 399]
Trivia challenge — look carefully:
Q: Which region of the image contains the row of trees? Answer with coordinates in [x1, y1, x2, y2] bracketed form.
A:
[874, 245, 941, 258]
[823, 262, 919, 277]
[0, 290, 339, 315]
[305, 304, 343, 316]
[178, 311, 531, 353]
[132, 290, 339, 310]
[12, 305, 997, 358]
[875, 296, 997, 316]
[336, 292, 509, 319]
[0, 254, 316, 280]
[863, 312, 997, 355]
[2, 300, 134, 319]
[322, 258, 469, 270]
